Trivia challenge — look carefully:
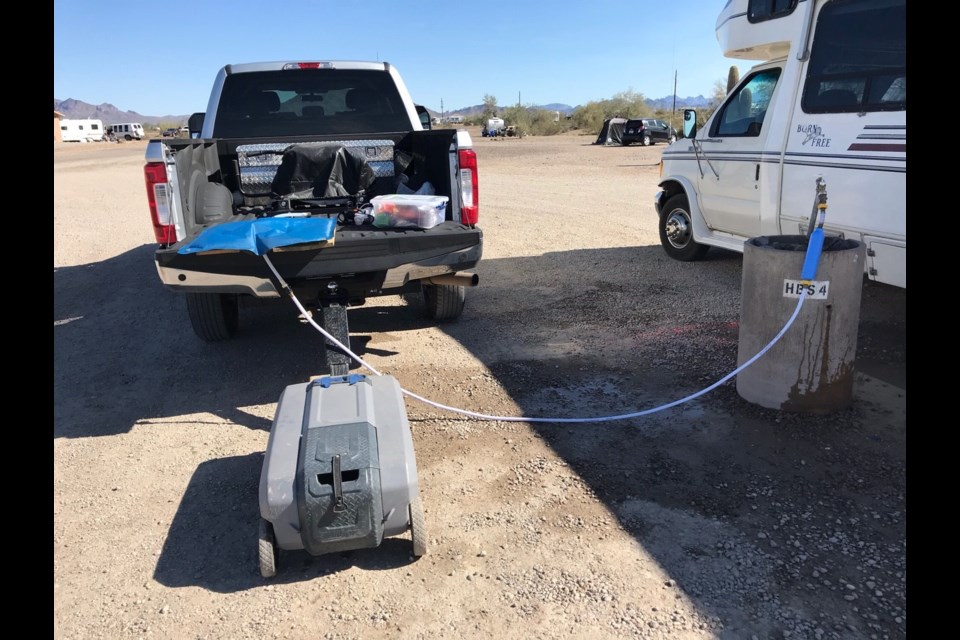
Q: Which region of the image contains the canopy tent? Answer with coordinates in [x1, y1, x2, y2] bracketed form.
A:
[594, 117, 627, 145]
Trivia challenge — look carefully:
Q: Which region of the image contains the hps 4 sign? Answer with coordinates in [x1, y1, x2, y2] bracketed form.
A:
[783, 279, 830, 300]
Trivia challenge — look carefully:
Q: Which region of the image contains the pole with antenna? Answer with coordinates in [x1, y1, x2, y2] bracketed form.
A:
[671, 70, 678, 134]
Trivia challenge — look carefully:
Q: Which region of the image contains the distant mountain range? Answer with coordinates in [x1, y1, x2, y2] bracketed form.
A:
[54, 99, 187, 126]
[54, 94, 711, 125]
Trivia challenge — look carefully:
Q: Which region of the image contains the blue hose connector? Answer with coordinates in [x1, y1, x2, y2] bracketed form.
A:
[801, 228, 825, 280]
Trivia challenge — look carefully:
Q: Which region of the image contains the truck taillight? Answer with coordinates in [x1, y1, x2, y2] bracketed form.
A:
[143, 161, 176, 245]
[458, 149, 479, 225]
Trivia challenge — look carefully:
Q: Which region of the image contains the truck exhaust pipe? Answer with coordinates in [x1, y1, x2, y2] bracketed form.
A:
[424, 272, 479, 287]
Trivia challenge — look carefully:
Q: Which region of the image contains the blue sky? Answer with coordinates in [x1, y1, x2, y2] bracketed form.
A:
[54, 0, 741, 117]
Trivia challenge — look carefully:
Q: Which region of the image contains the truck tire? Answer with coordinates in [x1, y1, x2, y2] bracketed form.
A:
[421, 283, 465, 321]
[186, 292, 240, 342]
[659, 194, 710, 261]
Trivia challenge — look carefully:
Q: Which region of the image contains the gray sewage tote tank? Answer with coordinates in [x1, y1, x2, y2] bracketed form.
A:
[257, 373, 427, 577]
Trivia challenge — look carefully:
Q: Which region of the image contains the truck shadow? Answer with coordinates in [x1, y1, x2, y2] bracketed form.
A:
[54, 244, 367, 439]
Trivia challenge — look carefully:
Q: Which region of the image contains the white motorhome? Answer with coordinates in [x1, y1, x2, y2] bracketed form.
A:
[59, 118, 105, 143]
[655, 0, 906, 288]
[108, 122, 146, 140]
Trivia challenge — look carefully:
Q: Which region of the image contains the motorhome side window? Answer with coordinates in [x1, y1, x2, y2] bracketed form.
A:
[802, 0, 906, 114]
[713, 69, 781, 137]
[748, 0, 798, 22]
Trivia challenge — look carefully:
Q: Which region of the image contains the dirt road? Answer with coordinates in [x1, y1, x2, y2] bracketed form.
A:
[54, 132, 905, 640]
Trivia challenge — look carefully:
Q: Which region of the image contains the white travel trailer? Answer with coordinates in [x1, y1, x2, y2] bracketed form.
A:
[59, 118, 105, 143]
[655, 0, 906, 288]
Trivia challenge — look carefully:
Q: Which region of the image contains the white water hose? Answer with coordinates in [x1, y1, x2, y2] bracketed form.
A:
[262, 255, 808, 423]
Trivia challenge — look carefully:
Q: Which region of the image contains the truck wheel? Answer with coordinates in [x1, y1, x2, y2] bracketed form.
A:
[642, 134, 652, 146]
[659, 194, 710, 261]
[409, 496, 427, 557]
[258, 518, 278, 578]
[186, 292, 240, 342]
[421, 283, 465, 321]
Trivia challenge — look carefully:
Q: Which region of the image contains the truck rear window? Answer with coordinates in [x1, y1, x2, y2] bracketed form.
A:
[213, 69, 413, 138]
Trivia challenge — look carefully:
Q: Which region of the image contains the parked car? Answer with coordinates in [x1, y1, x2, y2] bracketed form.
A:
[621, 119, 677, 146]
[161, 128, 179, 137]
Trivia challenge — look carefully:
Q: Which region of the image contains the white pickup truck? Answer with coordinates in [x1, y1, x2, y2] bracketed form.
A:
[143, 61, 483, 341]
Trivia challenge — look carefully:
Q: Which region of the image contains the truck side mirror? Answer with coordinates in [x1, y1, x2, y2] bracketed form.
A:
[415, 105, 431, 130]
[188, 112, 205, 138]
[683, 109, 698, 139]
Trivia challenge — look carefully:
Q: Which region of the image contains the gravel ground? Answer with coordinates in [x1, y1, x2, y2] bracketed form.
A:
[54, 131, 906, 640]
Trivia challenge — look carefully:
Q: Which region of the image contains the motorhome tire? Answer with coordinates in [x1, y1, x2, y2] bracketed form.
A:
[421, 283, 465, 321]
[186, 292, 240, 342]
[659, 194, 710, 261]
[258, 518, 278, 578]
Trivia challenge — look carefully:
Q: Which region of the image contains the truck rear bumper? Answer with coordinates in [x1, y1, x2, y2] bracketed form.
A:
[155, 222, 483, 300]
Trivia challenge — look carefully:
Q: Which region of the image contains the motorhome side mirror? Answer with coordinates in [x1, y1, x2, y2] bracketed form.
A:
[188, 112, 205, 138]
[683, 109, 698, 139]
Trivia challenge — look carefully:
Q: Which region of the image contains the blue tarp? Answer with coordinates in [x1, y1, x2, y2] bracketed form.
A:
[177, 217, 337, 256]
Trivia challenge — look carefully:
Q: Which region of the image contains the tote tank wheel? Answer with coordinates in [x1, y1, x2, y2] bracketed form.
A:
[409, 495, 428, 557]
[258, 517, 278, 578]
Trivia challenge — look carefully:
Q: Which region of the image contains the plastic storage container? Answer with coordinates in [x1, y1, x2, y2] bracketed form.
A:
[370, 194, 448, 229]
